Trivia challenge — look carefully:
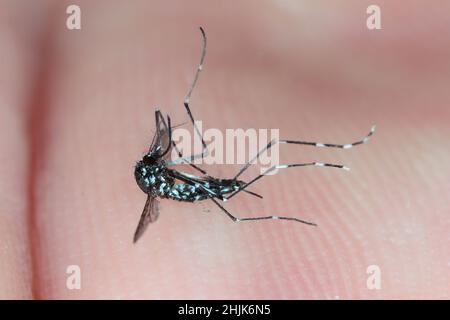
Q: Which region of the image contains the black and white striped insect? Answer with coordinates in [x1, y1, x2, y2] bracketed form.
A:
[133, 27, 375, 243]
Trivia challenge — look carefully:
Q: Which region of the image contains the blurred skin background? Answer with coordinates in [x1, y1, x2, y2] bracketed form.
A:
[0, 0, 449, 299]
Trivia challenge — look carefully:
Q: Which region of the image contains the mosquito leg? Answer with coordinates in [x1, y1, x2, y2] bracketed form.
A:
[169, 141, 207, 174]
[166, 151, 208, 167]
[280, 125, 376, 149]
[163, 132, 266, 198]
[164, 27, 209, 165]
[233, 139, 277, 180]
[183, 27, 209, 160]
[226, 161, 349, 201]
[233, 125, 375, 180]
[209, 197, 317, 226]
[152, 28, 209, 167]
[154, 110, 204, 170]
[158, 116, 263, 199]
[241, 189, 263, 199]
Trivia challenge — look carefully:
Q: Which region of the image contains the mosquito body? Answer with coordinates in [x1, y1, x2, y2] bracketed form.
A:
[135, 154, 245, 203]
[132, 27, 375, 243]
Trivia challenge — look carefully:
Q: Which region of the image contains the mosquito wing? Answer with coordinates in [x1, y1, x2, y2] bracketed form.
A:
[133, 195, 160, 243]
[159, 126, 172, 160]
[149, 110, 172, 160]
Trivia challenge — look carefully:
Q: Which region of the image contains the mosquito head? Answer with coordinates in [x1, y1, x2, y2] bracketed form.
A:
[142, 152, 157, 166]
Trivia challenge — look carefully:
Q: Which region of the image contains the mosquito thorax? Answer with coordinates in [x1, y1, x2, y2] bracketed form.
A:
[134, 155, 170, 194]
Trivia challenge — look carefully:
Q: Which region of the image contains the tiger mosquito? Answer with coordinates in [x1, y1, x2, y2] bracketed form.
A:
[133, 27, 376, 243]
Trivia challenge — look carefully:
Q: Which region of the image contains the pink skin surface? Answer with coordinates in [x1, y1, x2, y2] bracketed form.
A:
[0, 0, 449, 299]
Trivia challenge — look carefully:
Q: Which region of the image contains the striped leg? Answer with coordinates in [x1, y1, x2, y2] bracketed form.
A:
[233, 125, 376, 180]
[182, 27, 209, 161]
[209, 197, 317, 226]
[280, 125, 376, 148]
[166, 27, 209, 166]
[226, 161, 349, 201]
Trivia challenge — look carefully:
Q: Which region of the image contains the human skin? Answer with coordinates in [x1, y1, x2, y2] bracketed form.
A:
[0, 0, 449, 299]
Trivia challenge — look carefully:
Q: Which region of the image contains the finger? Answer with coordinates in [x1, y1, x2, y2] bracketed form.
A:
[34, 0, 450, 299]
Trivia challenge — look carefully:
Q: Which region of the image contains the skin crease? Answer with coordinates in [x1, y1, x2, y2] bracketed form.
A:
[0, 0, 449, 299]
[0, 5, 32, 299]
[0, 1, 51, 299]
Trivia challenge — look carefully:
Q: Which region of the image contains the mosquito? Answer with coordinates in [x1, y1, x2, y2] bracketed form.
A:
[133, 27, 375, 243]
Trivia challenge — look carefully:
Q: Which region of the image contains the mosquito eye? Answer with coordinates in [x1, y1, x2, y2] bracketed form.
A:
[143, 154, 155, 165]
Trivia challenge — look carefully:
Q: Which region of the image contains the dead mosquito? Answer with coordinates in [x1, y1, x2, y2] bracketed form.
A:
[133, 27, 375, 243]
